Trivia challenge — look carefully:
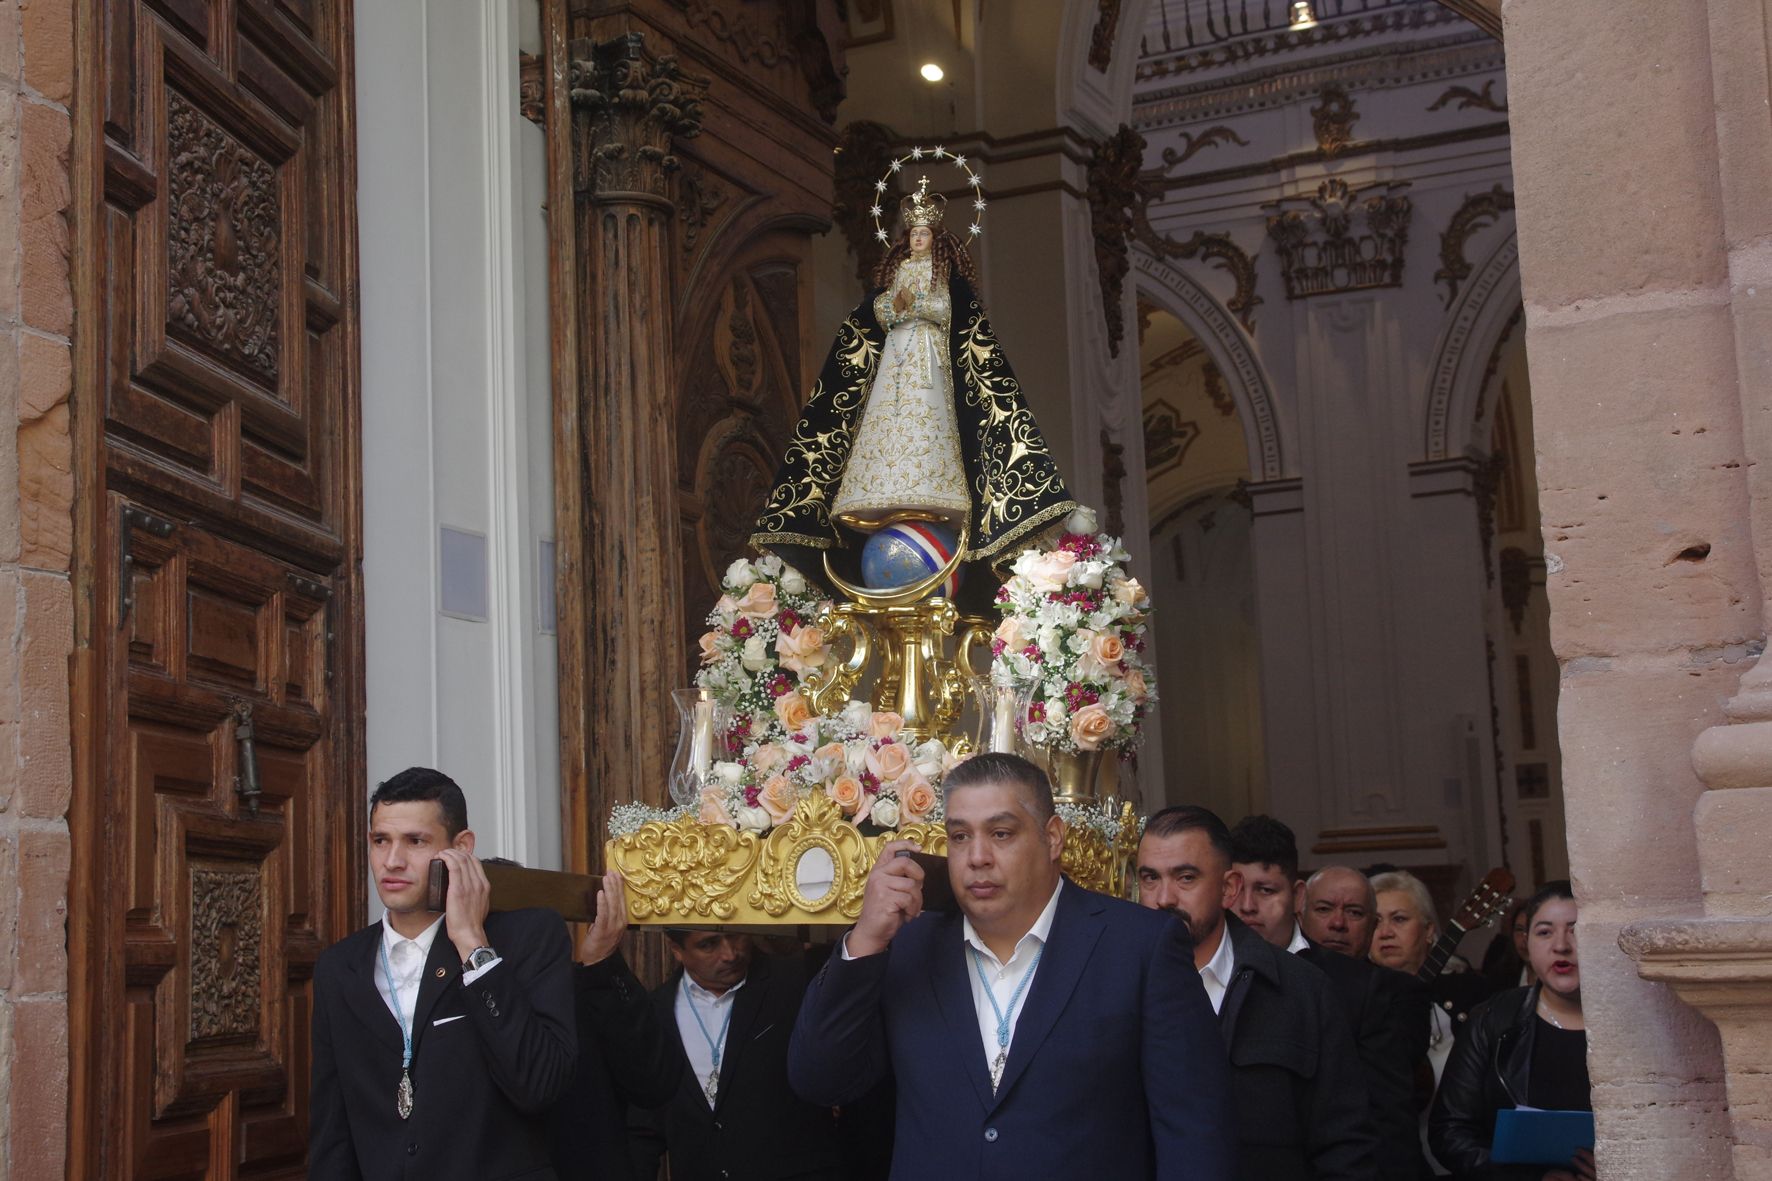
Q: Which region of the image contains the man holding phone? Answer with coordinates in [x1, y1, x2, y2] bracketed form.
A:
[309, 767, 577, 1178]
[787, 753, 1235, 1179]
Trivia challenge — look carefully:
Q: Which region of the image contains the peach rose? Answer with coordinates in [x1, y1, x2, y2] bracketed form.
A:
[868, 711, 905, 739]
[898, 773, 938, 822]
[826, 774, 870, 822]
[776, 624, 828, 673]
[699, 787, 736, 827]
[993, 616, 1025, 650]
[735, 580, 778, 619]
[1023, 550, 1077, 590]
[774, 691, 814, 734]
[867, 741, 911, 783]
[1069, 703, 1114, 751]
[750, 744, 791, 775]
[714, 594, 740, 621]
[759, 774, 798, 825]
[698, 631, 721, 664]
[1123, 667, 1149, 703]
[1111, 576, 1147, 608]
[1091, 632, 1125, 668]
[812, 741, 848, 780]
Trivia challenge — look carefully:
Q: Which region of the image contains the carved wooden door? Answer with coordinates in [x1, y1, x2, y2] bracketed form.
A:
[74, 1, 363, 1176]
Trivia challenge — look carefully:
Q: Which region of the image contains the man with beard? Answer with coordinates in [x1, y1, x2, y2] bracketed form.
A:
[1138, 806, 1374, 1180]
[789, 753, 1233, 1179]
[1233, 815, 1438, 1177]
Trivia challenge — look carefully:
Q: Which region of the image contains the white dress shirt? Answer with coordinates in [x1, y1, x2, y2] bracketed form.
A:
[1196, 921, 1237, 1014]
[676, 974, 747, 1106]
[960, 877, 1064, 1077]
[375, 913, 500, 1025]
[1286, 922, 1311, 954]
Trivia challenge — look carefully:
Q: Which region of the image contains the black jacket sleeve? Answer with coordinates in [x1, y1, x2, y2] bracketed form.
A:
[578, 952, 683, 1109]
[787, 942, 891, 1107]
[307, 969, 365, 1180]
[459, 909, 579, 1113]
[1304, 981, 1379, 1180]
[1365, 968, 1433, 1181]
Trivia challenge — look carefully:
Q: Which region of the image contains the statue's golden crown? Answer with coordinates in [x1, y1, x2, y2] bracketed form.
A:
[900, 177, 946, 229]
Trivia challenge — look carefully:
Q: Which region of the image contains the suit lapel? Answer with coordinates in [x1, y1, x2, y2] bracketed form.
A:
[931, 913, 997, 1111]
[990, 882, 1103, 1109]
[344, 923, 404, 1054]
[713, 958, 768, 1116]
[409, 924, 461, 1053]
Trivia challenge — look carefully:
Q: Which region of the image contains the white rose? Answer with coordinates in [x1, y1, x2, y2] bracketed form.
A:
[779, 565, 808, 595]
[735, 805, 771, 834]
[840, 699, 874, 731]
[1024, 721, 1051, 746]
[740, 635, 770, 671]
[871, 798, 901, 828]
[844, 742, 870, 776]
[1065, 506, 1098, 535]
[725, 558, 759, 590]
[712, 761, 746, 788]
[913, 739, 948, 779]
[1075, 561, 1106, 589]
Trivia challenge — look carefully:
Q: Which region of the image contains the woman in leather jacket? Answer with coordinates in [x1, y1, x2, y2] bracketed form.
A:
[1428, 881, 1595, 1181]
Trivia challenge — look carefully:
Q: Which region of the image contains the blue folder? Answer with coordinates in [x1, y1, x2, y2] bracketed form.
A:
[1491, 1108, 1596, 1166]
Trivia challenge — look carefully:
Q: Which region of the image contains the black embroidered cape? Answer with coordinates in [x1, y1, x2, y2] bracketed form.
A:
[750, 273, 1076, 614]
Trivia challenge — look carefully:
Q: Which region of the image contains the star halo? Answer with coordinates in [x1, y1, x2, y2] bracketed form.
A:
[869, 146, 987, 247]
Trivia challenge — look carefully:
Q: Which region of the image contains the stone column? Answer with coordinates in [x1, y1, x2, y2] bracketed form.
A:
[564, 32, 706, 860]
[1616, 1, 1772, 1176]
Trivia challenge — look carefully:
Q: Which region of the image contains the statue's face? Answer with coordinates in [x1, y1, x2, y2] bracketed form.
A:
[908, 225, 934, 255]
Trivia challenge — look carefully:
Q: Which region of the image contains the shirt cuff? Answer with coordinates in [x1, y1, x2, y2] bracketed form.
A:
[839, 933, 857, 962]
[461, 957, 503, 986]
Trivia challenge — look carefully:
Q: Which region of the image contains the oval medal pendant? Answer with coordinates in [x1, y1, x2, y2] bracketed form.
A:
[397, 1068, 414, 1120]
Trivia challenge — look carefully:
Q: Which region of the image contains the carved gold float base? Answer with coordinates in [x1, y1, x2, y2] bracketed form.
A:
[608, 790, 1139, 928]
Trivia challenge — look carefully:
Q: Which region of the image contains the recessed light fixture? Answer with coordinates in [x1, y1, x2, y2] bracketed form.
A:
[1288, 1, 1317, 30]
[920, 62, 945, 82]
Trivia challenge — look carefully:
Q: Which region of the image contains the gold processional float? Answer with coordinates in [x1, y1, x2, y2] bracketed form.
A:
[605, 148, 1154, 929]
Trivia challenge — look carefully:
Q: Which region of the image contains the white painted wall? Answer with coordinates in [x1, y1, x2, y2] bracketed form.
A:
[355, 0, 561, 869]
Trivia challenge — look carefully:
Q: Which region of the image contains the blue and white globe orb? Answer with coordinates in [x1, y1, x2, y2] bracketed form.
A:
[859, 522, 962, 600]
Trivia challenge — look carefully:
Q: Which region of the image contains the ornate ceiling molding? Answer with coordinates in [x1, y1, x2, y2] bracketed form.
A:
[1436, 184, 1515, 305]
[1310, 85, 1358, 158]
[1428, 78, 1507, 113]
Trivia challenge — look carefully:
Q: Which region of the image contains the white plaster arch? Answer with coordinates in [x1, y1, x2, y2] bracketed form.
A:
[1133, 249, 1286, 481]
[1423, 230, 1522, 461]
[1056, 0, 1156, 136]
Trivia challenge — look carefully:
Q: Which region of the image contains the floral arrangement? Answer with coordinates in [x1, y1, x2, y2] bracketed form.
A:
[608, 554, 961, 838]
[990, 507, 1157, 753]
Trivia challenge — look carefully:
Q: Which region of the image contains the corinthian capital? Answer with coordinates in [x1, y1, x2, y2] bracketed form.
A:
[569, 32, 708, 201]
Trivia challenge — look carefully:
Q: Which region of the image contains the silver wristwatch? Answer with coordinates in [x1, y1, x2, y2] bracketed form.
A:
[462, 946, 497, 973]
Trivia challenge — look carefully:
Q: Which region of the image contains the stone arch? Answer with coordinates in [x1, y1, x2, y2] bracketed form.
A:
[1424, 231, 1522, 461]
[1133, 249, 1285, 481]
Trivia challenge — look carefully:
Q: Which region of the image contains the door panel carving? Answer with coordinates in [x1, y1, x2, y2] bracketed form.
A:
[76, 0, 362, 1175]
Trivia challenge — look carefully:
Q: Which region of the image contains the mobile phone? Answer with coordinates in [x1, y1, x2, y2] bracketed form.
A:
[426, 857, 450, 912]
[894, 849, 957, 913]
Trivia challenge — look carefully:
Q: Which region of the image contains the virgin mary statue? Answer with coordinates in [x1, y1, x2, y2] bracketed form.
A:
[750, 175, 1075, 613]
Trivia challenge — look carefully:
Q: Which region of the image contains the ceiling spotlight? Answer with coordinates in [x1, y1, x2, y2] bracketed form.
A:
[1288, 1, 1317, 30]
[920, 62, 945, 82]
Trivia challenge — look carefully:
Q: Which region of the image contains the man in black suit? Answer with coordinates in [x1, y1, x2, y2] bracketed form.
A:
[630, 931, 845, 1181]
[547, 871, 682, 1181]
[1138, 806, 1375, 1180]
[1232, 818, 1431, 1181]
[789, 753, 1233, 1180]
[309, 767, 577, 1179]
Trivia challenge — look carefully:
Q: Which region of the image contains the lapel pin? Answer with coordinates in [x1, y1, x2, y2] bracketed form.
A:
[435, 967, 447, 978]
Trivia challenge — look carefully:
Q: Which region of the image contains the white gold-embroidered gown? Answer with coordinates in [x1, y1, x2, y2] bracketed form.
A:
[831, 254, 971, 531]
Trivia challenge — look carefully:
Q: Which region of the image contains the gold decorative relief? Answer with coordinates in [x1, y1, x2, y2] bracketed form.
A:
[748, 791, 873, 918]
[609, 815, 760, 921]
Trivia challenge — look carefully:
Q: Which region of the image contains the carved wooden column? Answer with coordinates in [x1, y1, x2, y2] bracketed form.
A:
[561, 32, 707, 869]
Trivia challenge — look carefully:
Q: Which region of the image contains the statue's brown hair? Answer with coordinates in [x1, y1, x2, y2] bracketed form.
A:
[871, 229, 981, 293]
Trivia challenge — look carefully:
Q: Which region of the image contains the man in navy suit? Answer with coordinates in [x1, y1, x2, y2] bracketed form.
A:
[788, 753, 1234, 1180]
[309, 767, 577, 1178]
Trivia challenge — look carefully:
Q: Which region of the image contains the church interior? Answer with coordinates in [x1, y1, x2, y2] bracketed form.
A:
[3, 0, 1771, 1176]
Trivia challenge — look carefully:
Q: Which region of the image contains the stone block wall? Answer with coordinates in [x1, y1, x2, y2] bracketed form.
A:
[0, 0, 75, 1176]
